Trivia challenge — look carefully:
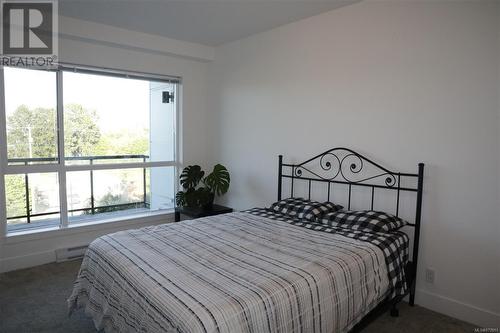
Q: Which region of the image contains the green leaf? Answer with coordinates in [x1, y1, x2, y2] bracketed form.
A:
[179, 165, 205, 189]
[175, 191, 186, 206]
[204, 164, 230, 196]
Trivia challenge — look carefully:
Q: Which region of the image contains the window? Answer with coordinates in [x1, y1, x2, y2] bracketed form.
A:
[0, 65, 180, 234]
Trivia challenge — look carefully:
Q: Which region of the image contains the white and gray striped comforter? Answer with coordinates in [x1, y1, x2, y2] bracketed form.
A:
[68, 212, 393, 333]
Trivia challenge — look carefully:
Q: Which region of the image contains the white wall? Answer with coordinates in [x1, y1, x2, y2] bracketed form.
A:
[210, 0, 500, 327]
[0, 18, 215, 273]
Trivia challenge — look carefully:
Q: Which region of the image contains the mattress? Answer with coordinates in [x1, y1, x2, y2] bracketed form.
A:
[68, 210, 408, 333]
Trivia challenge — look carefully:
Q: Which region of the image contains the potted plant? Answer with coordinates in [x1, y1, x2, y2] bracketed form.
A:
[175, 164, 230, 209]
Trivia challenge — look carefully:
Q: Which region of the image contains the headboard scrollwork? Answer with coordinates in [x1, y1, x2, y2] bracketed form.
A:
[294, 148, 401, 188]
[278, 147, 422, 213]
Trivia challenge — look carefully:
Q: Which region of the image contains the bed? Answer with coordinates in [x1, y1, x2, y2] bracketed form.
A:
[68, 147, 424, 333]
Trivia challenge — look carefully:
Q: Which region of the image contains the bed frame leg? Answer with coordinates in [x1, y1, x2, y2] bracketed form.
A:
[409, 276, 416, 306]
[390, 303, 399, 317]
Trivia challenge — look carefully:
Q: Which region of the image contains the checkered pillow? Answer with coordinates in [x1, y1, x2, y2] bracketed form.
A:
[270, 197, 343, 221]
[323, 201, 344, 213]
[270, 197, 308, 218]
[320, 210, 407, 232]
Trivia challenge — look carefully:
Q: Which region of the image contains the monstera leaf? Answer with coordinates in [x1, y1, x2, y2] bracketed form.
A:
[204, 164, 230, 196]
[176, 164, 230, 208]
[179, 165, 205, 189]
[175, 190, 187, 207]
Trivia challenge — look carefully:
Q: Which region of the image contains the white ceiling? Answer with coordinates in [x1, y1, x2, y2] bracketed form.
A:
[59, 1, 359, 46]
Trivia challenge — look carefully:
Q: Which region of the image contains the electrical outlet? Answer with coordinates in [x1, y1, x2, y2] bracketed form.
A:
[425, 268, 435, 284]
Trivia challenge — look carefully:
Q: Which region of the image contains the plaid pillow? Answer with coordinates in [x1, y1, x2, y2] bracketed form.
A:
[323, 201, 344, 213]
[270, 197, 309, 218]
[320, 210, 407, 232]
[298, 201, 343, 221]
[270, 197, 343, 221]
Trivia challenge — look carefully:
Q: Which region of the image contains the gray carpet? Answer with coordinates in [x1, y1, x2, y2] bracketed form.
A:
[0, 261, 476, 333]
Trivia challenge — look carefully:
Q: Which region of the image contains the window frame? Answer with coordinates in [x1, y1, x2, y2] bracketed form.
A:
[0, 64, 182, 238]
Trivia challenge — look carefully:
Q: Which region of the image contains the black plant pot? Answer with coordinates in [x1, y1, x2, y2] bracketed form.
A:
[202, 193, 215, 210]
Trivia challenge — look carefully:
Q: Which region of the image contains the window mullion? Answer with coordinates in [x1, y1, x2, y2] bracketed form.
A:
[56, 71, 68, 229]
[3, 160, 176, 174]
[0, 68, 8, 238]
[65, 160, 177, 172]
[4, 164, 60, 174]
[174, 83, 182, 195]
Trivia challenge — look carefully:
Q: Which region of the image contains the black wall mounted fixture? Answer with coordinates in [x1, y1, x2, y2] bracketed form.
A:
[162, 91, 174, 103]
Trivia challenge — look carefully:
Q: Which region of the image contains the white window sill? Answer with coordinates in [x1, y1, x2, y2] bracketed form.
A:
[3, 209, 175, 244]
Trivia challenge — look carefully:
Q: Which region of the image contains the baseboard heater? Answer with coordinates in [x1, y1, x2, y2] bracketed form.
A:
[55, 245, 88, 262]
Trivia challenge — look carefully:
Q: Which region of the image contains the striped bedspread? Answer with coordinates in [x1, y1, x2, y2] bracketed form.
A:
[68, 211, 401, 333]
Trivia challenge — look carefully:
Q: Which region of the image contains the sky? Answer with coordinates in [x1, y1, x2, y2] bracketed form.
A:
[3, 67, 153, 133]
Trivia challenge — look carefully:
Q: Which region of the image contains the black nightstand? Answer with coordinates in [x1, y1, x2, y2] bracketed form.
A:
[174, 204, 233, 222]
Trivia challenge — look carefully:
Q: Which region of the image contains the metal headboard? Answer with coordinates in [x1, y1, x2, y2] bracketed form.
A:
[277, 147, 424, 305]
